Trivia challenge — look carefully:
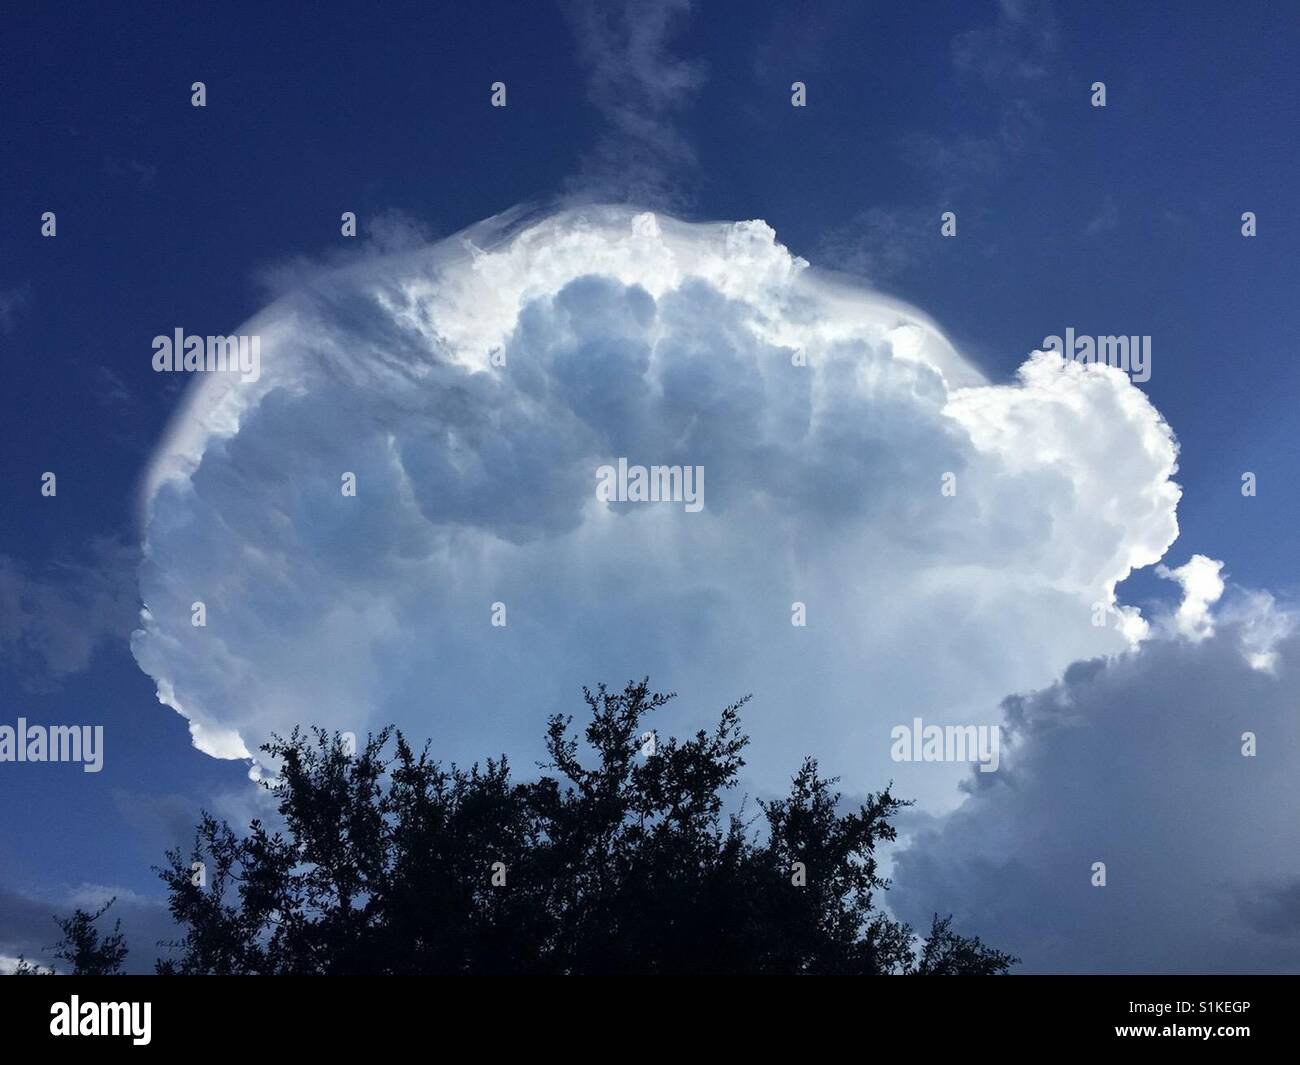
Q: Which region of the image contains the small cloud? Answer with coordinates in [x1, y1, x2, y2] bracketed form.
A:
[92, 365, 132, 409]
[1156, 554, 1226, 641]
[818, 205, 934, 282]
[0, 953, 53, 974]
[104, 157, 157, 190]
[1084, 196, 1119, 236]
[363, 207, 438, 253]
[902, 0, 1058, 198]
[951, 0, 1059, 85]
[112, 790, 201, 852]
[899, 131, 1004, 190]
[0, 285, 32, 332]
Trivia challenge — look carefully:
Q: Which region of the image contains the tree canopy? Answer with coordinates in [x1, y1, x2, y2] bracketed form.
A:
[12, 899, 127, 976]
[25, 680, 1016, 975]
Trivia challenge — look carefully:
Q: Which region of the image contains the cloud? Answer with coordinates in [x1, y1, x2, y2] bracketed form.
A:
[0, 539, 140, 690]
[1236, 877, 1300, 936]
[91, 365, 132, 409]
[562, 0, 706, 206]
[1084, 196, 1120, 237]
[1156, 553, 1225, 641]
[104, 157, 157, 191]
[820, 1, 1059, 276]
[132, 206, 1181, 815]
[361, 208, 439, 253]
[111, 784, 275, 857]
[891, 590, 1300, 973]
[0, 285, 31, 333]
[0, 953, 50, 974]
[951, 0, 1059, 86]
[111, 790, 202, 854]
[817, 206, 937, 285]
[0, 881, 176, 974]
[932, 0, 1060, 182]
[0, 887, 51, 966]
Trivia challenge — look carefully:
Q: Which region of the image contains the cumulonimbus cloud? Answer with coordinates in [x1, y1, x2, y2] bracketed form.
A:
[132, 206, 1180, 809]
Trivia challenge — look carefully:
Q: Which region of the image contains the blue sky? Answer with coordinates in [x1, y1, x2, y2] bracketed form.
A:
[1, 0, 1297, 972]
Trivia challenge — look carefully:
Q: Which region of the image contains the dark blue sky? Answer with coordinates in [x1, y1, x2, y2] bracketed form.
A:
[1, 0, 1297, 966]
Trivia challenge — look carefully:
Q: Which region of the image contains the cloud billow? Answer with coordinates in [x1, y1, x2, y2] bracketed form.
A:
[892, 603, 1300, 973]
[133, 206, 1179, 811]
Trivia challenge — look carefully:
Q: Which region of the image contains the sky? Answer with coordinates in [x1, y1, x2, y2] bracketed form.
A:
[0, 0, 1298, 973]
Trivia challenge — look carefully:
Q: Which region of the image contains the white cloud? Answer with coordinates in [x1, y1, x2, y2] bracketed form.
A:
[0, 953, 51, 974]
[1157, 553, 1226, 641]
[133, 206, 1181, 811]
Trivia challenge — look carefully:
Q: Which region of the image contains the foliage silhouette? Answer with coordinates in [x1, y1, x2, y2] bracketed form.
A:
[10, 899, 128, 975]
[147, 680, 1014, 975]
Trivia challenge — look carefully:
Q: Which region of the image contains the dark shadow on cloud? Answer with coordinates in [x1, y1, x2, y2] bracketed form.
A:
[892, 610, 1300, 973]
[1236, 877, 1300, 937]
[112, 790, 203, 856]
[0, 881, 178, 975]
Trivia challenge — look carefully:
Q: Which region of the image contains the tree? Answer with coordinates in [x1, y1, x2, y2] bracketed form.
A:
[150, 680, 1015, 975]
[13, 899, 130, 975]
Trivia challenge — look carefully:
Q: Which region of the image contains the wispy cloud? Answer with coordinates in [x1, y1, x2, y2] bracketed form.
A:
[819, 0, 1061, 280]
[104, 156, 158, 191]
[0, 285, 31, 333]
[0, 538, 139, 691]
[91, 365, 133, 409]
[562, 0, 706, 207]
[1084, 195, 1120, 236]
[951, 0, 1059, 85]
[817, 205, 937, 282]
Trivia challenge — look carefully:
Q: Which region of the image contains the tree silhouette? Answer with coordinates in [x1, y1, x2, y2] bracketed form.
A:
[10, 899, 129, 975]
[146, 680, 1015, 975]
